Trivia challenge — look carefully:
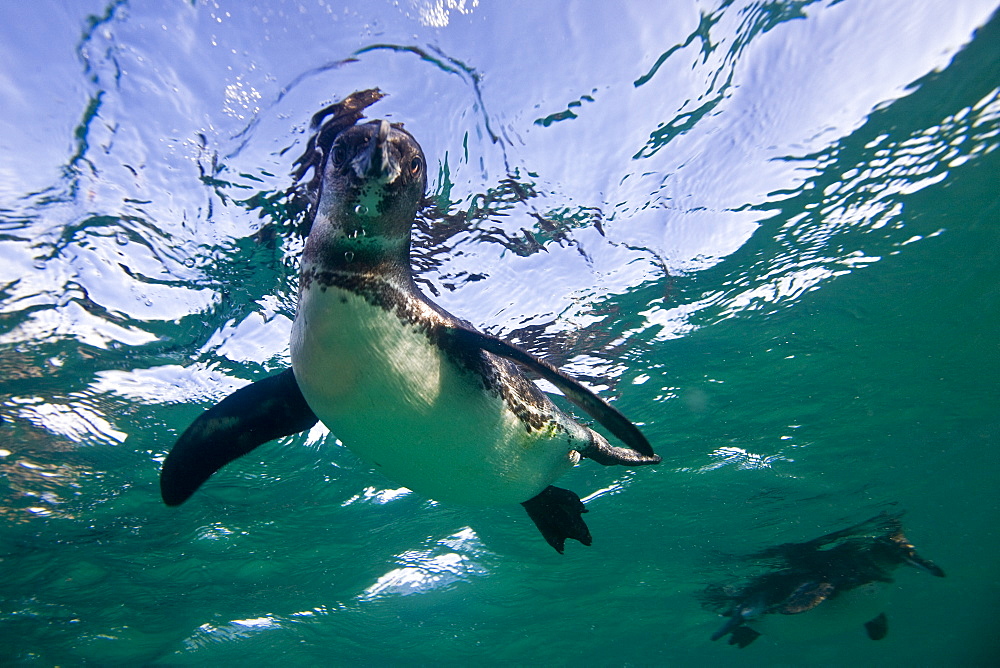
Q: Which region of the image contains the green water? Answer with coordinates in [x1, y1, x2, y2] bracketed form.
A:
[1, 1, 998, 665]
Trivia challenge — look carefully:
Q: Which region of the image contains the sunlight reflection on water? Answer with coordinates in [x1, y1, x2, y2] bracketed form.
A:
[360, 527, 489, 600]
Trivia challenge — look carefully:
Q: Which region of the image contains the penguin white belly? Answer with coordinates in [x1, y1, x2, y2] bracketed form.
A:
[290, 285, 580, 506]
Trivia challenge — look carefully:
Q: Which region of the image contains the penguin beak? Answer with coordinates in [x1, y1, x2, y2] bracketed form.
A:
[904, 554, 946, 577]
[887, 532, 946, 577]
[353, 120, 401, 184]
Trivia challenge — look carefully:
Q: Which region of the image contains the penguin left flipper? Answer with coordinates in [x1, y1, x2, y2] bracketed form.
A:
[521, 485, 592, 553]
[441, 326, 659, 460]
[160, 368, 318, 506]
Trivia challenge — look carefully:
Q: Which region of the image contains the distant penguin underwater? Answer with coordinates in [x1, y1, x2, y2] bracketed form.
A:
[702, 512, 945, 648]
[159, 89, 661, 553]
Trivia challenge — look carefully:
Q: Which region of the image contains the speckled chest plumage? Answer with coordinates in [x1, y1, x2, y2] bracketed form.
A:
[290, 268, 585, 506]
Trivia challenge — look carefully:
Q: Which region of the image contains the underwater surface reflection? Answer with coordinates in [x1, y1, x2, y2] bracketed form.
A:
[1, 1, 998, 665]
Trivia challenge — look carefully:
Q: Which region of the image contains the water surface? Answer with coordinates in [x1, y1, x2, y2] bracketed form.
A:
[1, 1, 998, 665]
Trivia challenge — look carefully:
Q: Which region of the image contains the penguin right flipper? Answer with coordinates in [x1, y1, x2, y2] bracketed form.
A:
[754, 512, 901, 561]
[160, 368, 318, 506]
[521, 486, 592, 553]
[441, 326, 659, 459]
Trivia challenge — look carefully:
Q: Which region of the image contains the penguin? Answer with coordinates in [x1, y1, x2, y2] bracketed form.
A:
[704, 512, 945, 647]
[159, 89, 661, 553]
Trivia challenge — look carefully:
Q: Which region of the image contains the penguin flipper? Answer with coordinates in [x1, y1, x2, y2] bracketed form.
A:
[160, 368, 318, 506]
[756, 513, 900, 561]
[864, 612, 889, 640]
[521, 485, 592, 553]
[441, 326, 657, 458]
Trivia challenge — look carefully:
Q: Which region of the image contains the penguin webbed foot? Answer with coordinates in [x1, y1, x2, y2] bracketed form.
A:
[729, 626, 761, 648]
[521, 486, 592, 554]
[864, 612, 889, 640]
[711, 615, 761, 648]
[710, 615, 743, 642]
[580, 431, 661, 467]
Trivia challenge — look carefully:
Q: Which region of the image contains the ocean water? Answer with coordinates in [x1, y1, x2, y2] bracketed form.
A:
[1, 1, 998, 665]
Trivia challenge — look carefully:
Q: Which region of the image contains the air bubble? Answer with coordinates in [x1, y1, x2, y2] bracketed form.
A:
[344, 251, 354, 262]
[354, 204, 368, 215]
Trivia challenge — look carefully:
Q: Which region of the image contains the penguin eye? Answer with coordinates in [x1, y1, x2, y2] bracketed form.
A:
[409, 156, 423, 176]
[331, 144, 348, 167]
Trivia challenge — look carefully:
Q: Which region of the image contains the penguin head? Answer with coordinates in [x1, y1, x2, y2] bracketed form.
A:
[307, 119, 426, 265]
[874, 532, 946, 577]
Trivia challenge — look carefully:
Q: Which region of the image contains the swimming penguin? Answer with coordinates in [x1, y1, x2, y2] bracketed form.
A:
[704, 512, 945, 647]
[159, 89, 661, 553]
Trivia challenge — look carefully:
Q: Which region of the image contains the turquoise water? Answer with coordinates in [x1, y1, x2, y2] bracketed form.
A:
[1, 1, 998, 665]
